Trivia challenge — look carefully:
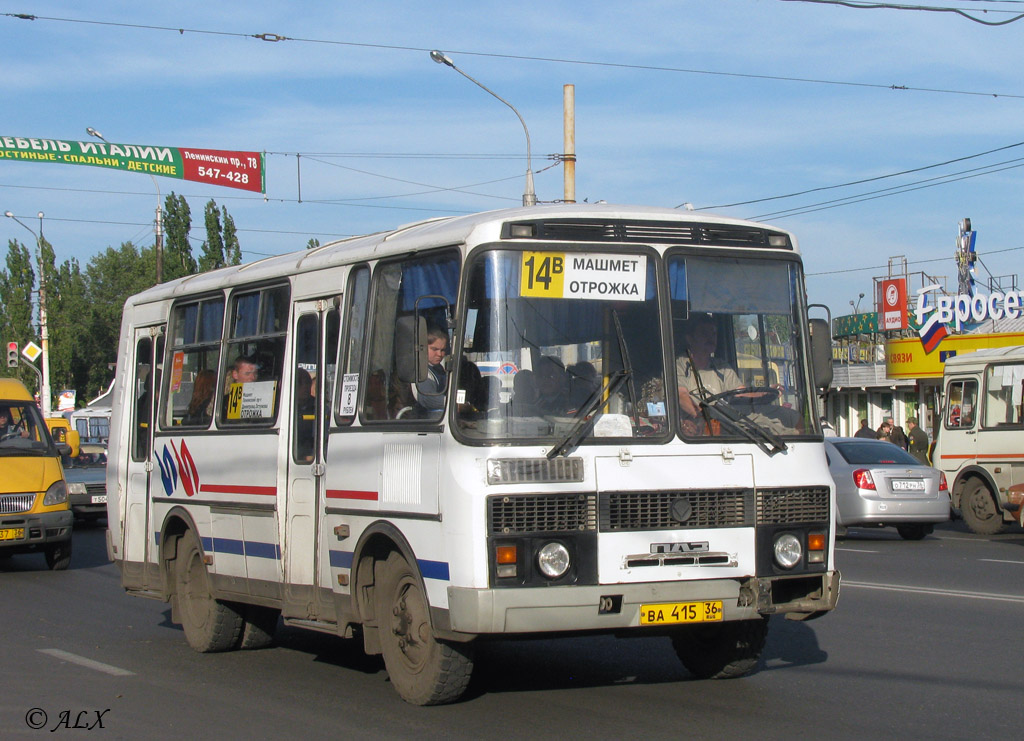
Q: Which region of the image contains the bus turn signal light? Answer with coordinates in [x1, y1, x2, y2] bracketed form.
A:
[496, 544, 518, 578]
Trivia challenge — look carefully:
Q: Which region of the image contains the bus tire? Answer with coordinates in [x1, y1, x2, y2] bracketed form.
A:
[237, 604, 279, 650]
[375, 551, 473, 705]
[960, 479, 1005, 535]
[45, 540, 72, 571]
[175, 529, 243, 652]
[671, 616, 769, 680]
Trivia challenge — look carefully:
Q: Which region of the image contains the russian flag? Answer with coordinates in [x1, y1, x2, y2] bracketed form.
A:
[918, 312, 949, 354]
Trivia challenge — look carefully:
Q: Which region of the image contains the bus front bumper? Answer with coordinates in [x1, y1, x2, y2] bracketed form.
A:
[445, 570, 840, 635]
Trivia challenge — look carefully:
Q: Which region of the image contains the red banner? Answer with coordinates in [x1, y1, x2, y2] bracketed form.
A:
[179, 148, 264, 193]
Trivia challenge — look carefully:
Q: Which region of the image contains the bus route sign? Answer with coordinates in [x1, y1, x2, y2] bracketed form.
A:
[520, 252, 646, 301]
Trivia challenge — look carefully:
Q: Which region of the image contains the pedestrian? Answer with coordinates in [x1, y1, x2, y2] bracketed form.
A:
[820, 416, 837, 437]
[876, 420, 892, 441]
[887, 416, 908, 450]
[854, 419, 875, 439]
[906, 417, 930, 465]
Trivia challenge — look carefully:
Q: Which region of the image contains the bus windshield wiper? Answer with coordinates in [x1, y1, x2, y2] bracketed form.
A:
[547, 368, 631, 459]
[548, 310, 637, 459]
[699, 398, 788, 457]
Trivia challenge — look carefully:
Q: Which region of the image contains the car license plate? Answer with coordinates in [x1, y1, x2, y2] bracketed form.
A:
[0, 527, 25, 541]
[639, 600, 723, 625]
[892, 479, 926, 491]
[91, 495, 107, 504]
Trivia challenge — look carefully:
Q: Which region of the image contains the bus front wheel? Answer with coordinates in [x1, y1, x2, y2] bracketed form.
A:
[174, 529, 243, 652]
[375, 551, 473, 705]
[671, 616, 769, 679]
[960, 479, 1005, 535]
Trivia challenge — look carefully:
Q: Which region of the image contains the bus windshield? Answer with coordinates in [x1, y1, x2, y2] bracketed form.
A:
[456, 247, 668, 442]
[669, 254, 812, 441]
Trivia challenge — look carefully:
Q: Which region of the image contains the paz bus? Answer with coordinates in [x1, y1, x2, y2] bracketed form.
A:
[106, 203, 839, 705]
[932, 345, 1024, 534]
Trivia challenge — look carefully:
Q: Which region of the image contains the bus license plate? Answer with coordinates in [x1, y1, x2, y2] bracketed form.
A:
[91, 495, 107, 504]
[640, 600, 723, 625]
[0, 527, 25, 541]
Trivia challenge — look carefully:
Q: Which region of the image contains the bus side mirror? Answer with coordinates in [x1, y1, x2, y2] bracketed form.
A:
[809, 318, 833, 390]
[395, 315, 428, 384]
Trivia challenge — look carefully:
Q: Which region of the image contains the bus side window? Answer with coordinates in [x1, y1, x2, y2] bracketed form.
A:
[361, 251, 458, 423]
[220, 285, 288, 426]
[335, 266, 369, 426]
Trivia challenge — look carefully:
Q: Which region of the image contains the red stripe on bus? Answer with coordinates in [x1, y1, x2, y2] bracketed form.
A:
[326, 489, 379, 501]
[939, 454, 1024, 461]
[200, 484, 278, 496]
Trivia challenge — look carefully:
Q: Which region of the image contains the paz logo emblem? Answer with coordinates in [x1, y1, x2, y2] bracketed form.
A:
[670, 497, 692, 523]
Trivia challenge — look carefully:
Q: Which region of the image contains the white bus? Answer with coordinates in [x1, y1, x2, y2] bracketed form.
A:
[933, 345, 1024, 534]
[106, 204, 839, 705]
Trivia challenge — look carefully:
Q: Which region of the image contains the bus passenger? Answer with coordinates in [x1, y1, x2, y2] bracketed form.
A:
[535, 356, 571, 414]
[231, 355, 259, 384]
[183, 369, 216, 426]
[415, 327, 448, 413]
[676, 313, 742, 422]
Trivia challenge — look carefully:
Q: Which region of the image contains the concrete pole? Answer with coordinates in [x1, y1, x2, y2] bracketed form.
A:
[563, 84, 576, 203]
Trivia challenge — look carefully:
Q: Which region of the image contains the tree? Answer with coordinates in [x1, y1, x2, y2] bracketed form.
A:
[306, 237, 320, 250]
[198, 199, 225, 272]
[223, 207, 241, 265]
[0, 239, 36, 385]
[163, 192, 197, 280]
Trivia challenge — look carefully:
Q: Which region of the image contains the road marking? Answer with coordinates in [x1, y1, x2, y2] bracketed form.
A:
[843, 580, 1024, 604]
[979, 558, 1024, 565]
[38, 649, 134, 677]
[836, 547, 880, 553]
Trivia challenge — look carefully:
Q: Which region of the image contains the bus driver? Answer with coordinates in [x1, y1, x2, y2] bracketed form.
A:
[676, 313, 742, 428]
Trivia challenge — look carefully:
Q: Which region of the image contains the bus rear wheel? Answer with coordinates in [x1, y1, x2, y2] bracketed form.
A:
[174, 529, 243, 652]
[375, 551, 473, 705]
[960, 479, 1005, 535]
[671, 616, 769, 679]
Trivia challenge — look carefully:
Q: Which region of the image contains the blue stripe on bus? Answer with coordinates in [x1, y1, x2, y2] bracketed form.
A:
[328, 550, 449, 581]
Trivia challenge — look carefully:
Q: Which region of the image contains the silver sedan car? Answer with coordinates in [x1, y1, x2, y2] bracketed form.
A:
[825, 437, 950, 540]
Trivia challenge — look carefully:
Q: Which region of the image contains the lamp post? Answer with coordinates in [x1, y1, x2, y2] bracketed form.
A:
[87, 127, 163, 283]
[4, 209, 52, 416]
[429, 50, 537, 206]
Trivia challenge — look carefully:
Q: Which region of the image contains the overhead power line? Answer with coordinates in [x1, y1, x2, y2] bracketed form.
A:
[779, 0, 1024, 26]
[4, 12, 1024, 99]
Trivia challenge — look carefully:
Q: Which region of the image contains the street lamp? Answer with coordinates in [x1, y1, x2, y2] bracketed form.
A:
[429, 50, 537, 207]
[4, 209, 52, 417]
[88, 127, 164, 283]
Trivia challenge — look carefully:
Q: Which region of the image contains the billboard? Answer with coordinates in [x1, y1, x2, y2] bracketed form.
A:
[879, 278, 907, 331]
[0, 136, 265, 193]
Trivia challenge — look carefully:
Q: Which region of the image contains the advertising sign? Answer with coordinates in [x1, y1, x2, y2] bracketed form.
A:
[880, 278, 907, 330]
[0, 136, 265, 193]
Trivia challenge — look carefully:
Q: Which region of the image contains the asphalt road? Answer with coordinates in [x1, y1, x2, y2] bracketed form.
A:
[2, 519, 1021, 739]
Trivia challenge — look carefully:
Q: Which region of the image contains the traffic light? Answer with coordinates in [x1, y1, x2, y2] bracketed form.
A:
[6, 341, 18, 368]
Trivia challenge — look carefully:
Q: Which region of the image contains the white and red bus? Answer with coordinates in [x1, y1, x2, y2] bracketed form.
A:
[106, 203, 839, 704]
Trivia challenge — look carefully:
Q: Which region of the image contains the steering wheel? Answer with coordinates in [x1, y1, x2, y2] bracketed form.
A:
[702, 386, 780, 406]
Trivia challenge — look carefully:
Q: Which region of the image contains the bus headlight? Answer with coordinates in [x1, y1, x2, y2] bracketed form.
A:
[537, 542, 570, 579]
[773, 533, 802, 569]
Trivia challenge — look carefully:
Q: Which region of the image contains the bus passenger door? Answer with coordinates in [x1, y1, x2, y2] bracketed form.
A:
[122, 326, 163, 590]
[283, 300, 337, 621]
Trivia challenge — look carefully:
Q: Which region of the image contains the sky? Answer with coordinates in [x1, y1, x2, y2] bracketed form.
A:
[3, 0, 1024, 317]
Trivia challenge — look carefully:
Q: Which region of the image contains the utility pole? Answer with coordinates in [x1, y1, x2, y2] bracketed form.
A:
[4, 210, 52, 416]
[563, 84, 576, 203]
